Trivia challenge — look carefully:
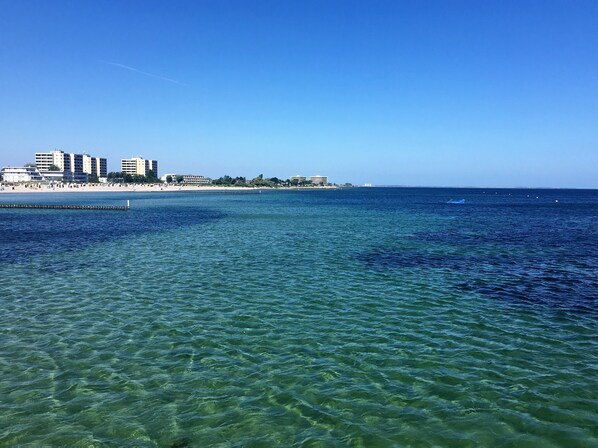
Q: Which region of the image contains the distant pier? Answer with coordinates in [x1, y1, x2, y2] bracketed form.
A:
[0, 201, 130, 211]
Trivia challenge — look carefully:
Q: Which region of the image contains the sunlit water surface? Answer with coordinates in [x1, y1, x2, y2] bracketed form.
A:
[0, 188, 596, 447]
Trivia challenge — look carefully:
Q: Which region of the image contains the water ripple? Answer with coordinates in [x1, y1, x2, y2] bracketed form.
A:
[0, 189, 597, 446]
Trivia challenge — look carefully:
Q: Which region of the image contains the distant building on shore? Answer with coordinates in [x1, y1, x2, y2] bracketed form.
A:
[122, 157, 158, 177]
[160, 173, 211, 184]
[290, 175, 307, 183]
[310, 175, 328, 185]
[35, 150, 106, 179]
[83, 154, 108, 178]
[180, 175, 210, 184]
[1, 166, 45, 183]
[1, 166, 89, 183]
[161, 173, 177, 183]
[35, 150, 68, 172]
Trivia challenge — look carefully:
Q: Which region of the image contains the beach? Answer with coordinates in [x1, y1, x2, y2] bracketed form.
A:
[0, 184, 336, 194]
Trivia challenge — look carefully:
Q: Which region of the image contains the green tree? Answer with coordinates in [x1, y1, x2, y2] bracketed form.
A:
[166, 175, 173, 183]
[146, 170, 158, 182]
[251, 174, 266, 186]
[221, 175, 233, 185]
[107, 172, 124, 182]
[48, 164, 61, 171]
[233, 176, 247, 186]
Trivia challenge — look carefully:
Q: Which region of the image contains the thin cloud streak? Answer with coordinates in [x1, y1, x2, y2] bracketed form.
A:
[103, 61, 186, 86]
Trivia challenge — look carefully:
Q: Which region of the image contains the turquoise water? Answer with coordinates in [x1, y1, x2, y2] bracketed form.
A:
[0, 188, 597, 447]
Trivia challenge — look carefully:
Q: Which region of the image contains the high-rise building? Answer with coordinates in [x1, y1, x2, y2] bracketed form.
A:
[147, 159, 158, 177]
[82, 154, 108, 178]
[35, 150, 107, 179]
[98, 157, 107, 178]
[69, 153, 83, 174]
[35, 150, 69, 171]
[121, 157, 158, 177]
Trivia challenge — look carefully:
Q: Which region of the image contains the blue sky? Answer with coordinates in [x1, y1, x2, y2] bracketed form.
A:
[1, 0, 597, 187]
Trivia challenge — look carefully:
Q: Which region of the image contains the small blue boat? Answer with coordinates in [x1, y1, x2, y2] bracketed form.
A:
[447, 199, 465, 204]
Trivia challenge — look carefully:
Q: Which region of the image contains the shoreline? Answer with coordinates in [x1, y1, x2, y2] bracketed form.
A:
[0, 184, 337, 194]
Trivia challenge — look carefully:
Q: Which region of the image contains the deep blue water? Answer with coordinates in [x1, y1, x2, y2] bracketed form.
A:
[0, 188, 597, 447]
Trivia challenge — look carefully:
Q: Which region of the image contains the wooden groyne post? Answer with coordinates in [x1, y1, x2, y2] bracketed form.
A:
[0, 202, 130, 211]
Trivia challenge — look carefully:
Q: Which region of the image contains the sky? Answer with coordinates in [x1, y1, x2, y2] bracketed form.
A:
[0, 0, 597, 187]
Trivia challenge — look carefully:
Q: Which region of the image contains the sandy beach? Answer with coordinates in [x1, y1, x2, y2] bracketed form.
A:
[0, 184, 336, 194]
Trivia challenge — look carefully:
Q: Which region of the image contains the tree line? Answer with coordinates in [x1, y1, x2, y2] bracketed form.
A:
[107, 170, 159, 183]
[105, 172, 335, 187]
[211, 174, 313, 187]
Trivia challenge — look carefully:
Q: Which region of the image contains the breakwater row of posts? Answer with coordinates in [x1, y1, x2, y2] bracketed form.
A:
[0, 201, 130, 211]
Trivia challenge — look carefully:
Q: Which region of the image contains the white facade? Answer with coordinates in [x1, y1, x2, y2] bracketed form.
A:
[121, 158, 145, 175]
[310, 175, 328, 185]
[68, 153, 83, 174]
[1, 167, 44, 183]
[161, 173, 177, 182]
[83, 155, 93, 175]
[290, 175, 307, 183]
[40, 170, 88, 183]
[160, 173, 211, 184]
[35, 150, 106, 178]
[122, 157, 158, 177]
[82, 154, 107, 178]
[35, 150, 68, 171]
[0, 166, 89, 183]
[182, 175, 210, 184]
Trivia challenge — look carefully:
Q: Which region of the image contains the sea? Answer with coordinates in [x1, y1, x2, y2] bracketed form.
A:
[0, 187, 596, 447]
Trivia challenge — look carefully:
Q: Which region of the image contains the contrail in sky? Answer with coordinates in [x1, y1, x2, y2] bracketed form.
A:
[103, 61, 186, 86]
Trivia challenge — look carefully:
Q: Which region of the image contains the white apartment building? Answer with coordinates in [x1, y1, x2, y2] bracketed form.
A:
[35, 150, 68, 171]
[82, 154, 107, 178]
[310, 175, 328, 185]
[69, 153, 84, 174]
[290, 175, 307, 183]
[121, 157, 158, 177]
[35, 150, 106, 178]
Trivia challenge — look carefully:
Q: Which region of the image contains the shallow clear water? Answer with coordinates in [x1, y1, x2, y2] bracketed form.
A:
[0, 188, 597, 447]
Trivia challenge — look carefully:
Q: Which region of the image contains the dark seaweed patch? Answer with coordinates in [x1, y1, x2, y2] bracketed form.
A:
[357, 247, 598, 313]
[170, 437, 192, 448]
[456, 271, 598, 314]
[0, 205, 224, 263]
